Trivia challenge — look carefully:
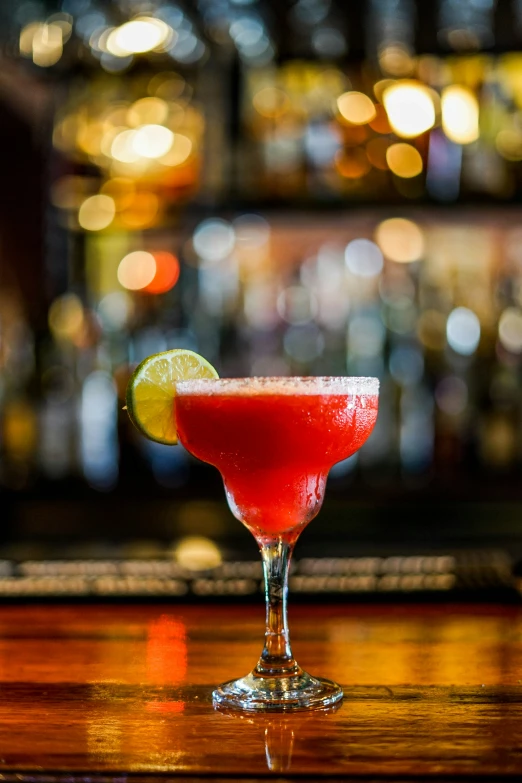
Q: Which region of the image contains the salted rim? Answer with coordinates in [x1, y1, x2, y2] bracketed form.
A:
[176, 376, 379, 396]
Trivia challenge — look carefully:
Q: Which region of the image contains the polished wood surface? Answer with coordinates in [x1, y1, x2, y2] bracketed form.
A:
[0, 603, 522, 778]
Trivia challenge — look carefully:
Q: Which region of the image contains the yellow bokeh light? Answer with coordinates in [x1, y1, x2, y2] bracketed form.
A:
[379, 45, 415, 77]
[417, 309, 447, 351]
[127, 97, 169, 127]
[499, 308, 522, 353]
[149, 71, 186, 99]
[375, 218, 425, 263]
[106, 17, 172, 56]
[3, 401, 37, 460]
[158, 133, 192, 166]
[77, 121, 105, 157]
[337, 91, 376, 125]
[374, 79, 395, 102]
[100, 177, 136, 210]
[496, 129, 522, 161]
[382, 81, 436, 137]
[174, 536, 222, 571]
[441, 86, 479, 144]
[48, 294, 84, 340]
[20, 22, 41, 56]
[386, 143, 423, 178]
[252, 87, 289, 118]
[132, 124, 174, 158]
[101, 103, 130, 129]
[117, 251, 156, 290]
[32, 23, 63, 67]
[110, 129, 140, 163]
[100, 126, 123, 158]
[78, 194, 116, 231]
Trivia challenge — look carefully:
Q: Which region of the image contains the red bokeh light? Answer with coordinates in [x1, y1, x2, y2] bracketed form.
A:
[143, 251, 180, 294]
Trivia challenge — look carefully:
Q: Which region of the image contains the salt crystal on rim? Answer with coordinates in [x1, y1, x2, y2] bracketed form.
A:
[176, 376, 379, 396]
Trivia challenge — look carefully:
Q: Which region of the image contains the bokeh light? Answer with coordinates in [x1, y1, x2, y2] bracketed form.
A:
[118, 192, 159, 230]
[345, 239, 384, 277]
[117, 251, 156, 290]
[252, 87, 289, 118]
[383, 81, 436, 138]
[441, 86, 479, 145]
[98, 292, 134, 331]
[386, 143, 423, 178]
[143, 252, 180, 295]
[100, 178, 136, 210]
[133, 125, 174, 158]
[366, 137, 389, 169]
[375, 218, 425, 263]
[48, 294, 84, 341]
[284, 324, 325, 363]
[498, 307, 522, 353]
[149, 71, 187, 100]
[111, 130, 140, 163]
[496, 129, 522, 161]
[128, 97, 169, 127]
[159, 133, 193, 167]
[379, 45, 415, 77]
[335, 148, 371, 178]
[193, 219, 235, 263]
[435, 376, 468, 416]
[106, 17, 172, 56]
[20, 22, 41, 56]
[374, 78, 396, 102]
[78, 195, 116, 231]
[174, 536, 222, 571]
[446, 307, 481, 356]
[348, 315, 386, 357]
[233, 214, 270, 247]
[369, 104, 392, 134]
[277, 286, 317, 325]
[22, 22, 63, 67]
[418, 310, 447, 351]
[337, 91, 376, 125]
[389, 345, 424, 386]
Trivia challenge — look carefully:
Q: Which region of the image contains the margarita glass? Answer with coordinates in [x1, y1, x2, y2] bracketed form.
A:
[175, 376, 379, 711]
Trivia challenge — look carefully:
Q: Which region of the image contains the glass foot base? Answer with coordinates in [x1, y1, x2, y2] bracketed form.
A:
[212, 670, 343, 712]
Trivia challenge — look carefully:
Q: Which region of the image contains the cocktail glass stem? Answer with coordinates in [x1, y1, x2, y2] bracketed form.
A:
[212, 529, 343, 711]
[255, 537, 300, 677]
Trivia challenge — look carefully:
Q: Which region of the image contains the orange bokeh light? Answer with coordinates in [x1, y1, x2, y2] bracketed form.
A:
[143, 251, 180, 294]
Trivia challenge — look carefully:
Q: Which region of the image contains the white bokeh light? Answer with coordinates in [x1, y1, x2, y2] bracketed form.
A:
[233, 214, 270, 247]
[345, 239, 383, 278]
[446, 307, 481, 356]
[98, 291, 133, 331]
[193, 218, 235, 264]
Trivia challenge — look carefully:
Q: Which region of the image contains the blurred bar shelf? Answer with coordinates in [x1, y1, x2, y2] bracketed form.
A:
[0, 548, 513, 602]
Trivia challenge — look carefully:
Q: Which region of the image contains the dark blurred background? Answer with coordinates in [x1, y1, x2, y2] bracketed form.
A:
[1, 0, 522, 598]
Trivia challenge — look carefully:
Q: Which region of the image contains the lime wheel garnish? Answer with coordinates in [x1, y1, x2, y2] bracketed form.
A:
[125, 349, 218, 444]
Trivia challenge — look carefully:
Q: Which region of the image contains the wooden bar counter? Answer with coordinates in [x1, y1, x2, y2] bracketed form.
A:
[0, 602, 522, 779]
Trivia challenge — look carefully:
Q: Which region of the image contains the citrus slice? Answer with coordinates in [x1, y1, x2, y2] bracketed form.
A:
[126, 349, 218, 444]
